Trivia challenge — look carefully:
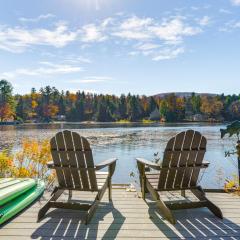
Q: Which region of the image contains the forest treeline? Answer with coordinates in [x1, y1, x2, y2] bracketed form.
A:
[1, 79, 240, 123]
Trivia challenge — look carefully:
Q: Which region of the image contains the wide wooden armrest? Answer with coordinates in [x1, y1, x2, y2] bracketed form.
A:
[136, 158, 161, 170]
[202, 161, 210, 167]
[47, 161, 54, 168]
[95, 158, 117, 170]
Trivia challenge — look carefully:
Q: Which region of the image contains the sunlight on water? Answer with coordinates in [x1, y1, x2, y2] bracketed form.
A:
[0, 123, 238, 188]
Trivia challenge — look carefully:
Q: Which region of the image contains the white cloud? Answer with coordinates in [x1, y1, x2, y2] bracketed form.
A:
[113, 15, 202, 60]
[219, 20, 240, 31]
[231, 0, 240, 6]
[67, 88, 98, 94]
[70, 76, 113, 83]
[136, 43, 160, 51]
[19, 14, 55, 22]
[112, 30, 151, 40]
[0, 22, 77, 53]
[1, 62, 83, 79]
[120, 16, 153, 29]
[0, 14, 205, 61]
[152, 47, 185, 61]
[112, 16, 202, 48]
[233, 21, 240, 28]
[128, 51, 139, 56]
[64, 56, 92, 64]
[199, 16, 211, 26]
[101, 17, 114, 27]
[219, 9, 232, 14]
[112, 16, 152, 41]
[81, 24, 107, 42]
[149, 18, 201, 45]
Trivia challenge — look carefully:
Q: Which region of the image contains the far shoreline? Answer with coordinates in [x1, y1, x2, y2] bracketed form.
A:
[0, 121, 226, 129]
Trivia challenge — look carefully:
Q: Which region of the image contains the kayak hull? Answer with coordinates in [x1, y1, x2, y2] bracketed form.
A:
[0, 180, 45, 225]
[0, 178, 36, 206]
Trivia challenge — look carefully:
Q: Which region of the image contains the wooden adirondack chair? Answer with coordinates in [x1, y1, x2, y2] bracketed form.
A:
[137, 130, 223, 224]
[38, 130, 117, 224]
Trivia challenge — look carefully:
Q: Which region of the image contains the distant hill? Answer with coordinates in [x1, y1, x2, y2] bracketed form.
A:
[153, 92, 218, 98]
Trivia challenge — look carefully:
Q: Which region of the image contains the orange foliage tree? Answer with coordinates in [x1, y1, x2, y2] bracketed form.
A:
[43, 104, 59, 119]
[0, 150, 13, 177]
[0, 139, 55, 187]
[0, 103, 14, 121]
[200, 96, 223, 118]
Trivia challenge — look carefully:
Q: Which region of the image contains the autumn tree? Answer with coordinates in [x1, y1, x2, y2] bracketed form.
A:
[0, 80, 16, 121]
[43, 104, 59, 122]
[200, 96, 223, 118]
[0, 103, 14, 121]
[2, 81, 240, 123]
[229, 101, 240, 120]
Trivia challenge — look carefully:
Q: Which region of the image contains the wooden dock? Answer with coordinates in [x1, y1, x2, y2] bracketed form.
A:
[0, 187, 240, 239]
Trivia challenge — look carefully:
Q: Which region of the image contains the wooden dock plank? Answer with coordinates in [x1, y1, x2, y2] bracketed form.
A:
[0, 188, 240, 239]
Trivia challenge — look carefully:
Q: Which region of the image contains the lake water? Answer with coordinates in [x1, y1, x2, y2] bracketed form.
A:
[0, 122, 238, 188]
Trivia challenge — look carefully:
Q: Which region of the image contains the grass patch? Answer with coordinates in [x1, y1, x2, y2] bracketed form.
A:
[142, 119, 156, 124]
[116, 119, 131, 123]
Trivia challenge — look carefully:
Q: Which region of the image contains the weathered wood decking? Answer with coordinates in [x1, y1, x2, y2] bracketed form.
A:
[0, 186, 240, 239]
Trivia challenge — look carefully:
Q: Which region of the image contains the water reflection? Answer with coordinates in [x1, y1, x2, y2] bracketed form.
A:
[0, 123, 238, 188]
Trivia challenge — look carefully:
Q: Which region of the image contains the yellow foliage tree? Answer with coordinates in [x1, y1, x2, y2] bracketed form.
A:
[200, 96, 223, 118]
[0, 139, 55, 187]
[0, 103, 14, 121]
[0, 150, 13, 177]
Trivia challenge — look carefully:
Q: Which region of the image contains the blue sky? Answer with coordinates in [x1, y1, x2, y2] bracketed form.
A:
[0, 0, 240, 95]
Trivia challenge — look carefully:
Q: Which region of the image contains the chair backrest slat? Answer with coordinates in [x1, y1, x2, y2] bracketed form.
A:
[190, 136, 207, 186]
[165, 131, 185, 189]
[181, 131, 202, 187]
[50, 137, 66, 187]
[53, 132, 74, 188]
[72, 132, 90, 190]
[63, 131, 82, 189]
[72, 132, 98, 190]
[51, 130, 98, 191]
[158, 130, 207, 190]
[158, 138, 175, 189]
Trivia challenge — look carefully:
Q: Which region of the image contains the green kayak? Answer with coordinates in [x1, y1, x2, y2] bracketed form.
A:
[0, 178, 37, 206]
[0, 179, 45, 225]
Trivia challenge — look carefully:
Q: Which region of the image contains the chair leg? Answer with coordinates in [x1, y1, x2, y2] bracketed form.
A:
[108, 177, 112, 201]
[37, 188, 64, 222]
[191, 187, 223, 219]
[85, 180, 108, 224]
[146, 180, 176, 224]
[85, 199, 99, 224]
[141, 176, 146, 200]
[156, 197, 176, 224]
[181, 190, 186, 198]
[137, 161, 146, 199]
[68, 190, 72, 201]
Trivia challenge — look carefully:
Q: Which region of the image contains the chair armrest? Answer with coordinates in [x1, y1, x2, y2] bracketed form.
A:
[136, 158, 161, 170]
[47, 162, 54, 168]
[95, 158, 117, 170]
[202, 161, 210, 167]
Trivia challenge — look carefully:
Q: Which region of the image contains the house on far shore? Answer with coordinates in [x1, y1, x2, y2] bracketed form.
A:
[193, 114, 208, 122]
[54, 115, 66, 121]
[149, 107, 160, 121]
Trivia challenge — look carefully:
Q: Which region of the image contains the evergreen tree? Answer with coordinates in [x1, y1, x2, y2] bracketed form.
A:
[191, 93, 201, 114]
[119, 94, 127, 119]
[127, 95, 141, 121]
[148, 97, 157, 113]
[159, 99, 168, 119]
